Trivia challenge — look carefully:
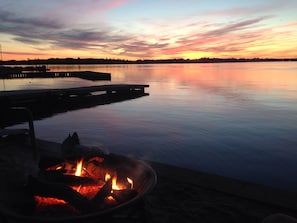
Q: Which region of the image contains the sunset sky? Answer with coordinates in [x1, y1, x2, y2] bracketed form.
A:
[1, 0, 297, 60]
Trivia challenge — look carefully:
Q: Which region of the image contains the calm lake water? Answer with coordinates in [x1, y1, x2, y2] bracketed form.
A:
[3, 62, 297, 191]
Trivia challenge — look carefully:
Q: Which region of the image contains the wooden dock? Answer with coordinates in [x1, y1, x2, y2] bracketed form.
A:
[0, 71, 111, 81]
[0, 84, 149, 100]
[0, 84, 149, 102]
[0, 84, 149, 127]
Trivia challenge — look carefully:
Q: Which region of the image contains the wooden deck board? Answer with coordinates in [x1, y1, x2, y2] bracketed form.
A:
[1, 84, 149, 128]
[0, 70, 111, 81]
[0, 84, 149, 101]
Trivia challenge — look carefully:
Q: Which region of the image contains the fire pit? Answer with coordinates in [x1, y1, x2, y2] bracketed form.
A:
[0, 136, 157, 223]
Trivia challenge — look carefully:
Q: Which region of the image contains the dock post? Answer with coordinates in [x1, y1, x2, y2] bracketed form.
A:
[11, 107, 38, 160]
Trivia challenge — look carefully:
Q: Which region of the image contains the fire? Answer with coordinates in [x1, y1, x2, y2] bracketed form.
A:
[127, 177, 133, 189]
[105, 173, 134, 191]
[105, 173, 121, 190]
[105, 173, 111, 182]
[112, 177, 120, 190]
[74, 159, 83, 176]
[35, 157, 137, 214]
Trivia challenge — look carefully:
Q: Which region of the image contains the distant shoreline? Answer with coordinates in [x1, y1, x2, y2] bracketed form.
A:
[1, 57, 297, 66]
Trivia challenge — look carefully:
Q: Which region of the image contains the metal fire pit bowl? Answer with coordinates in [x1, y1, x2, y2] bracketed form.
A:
[0, 153, 157, 223]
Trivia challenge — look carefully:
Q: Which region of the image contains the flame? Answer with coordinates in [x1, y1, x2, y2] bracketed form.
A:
[105, 173, 133, 191]
[105, 173, 121, 190]
[105, 173, 111, 182]
[36, 161, 137, 213]
[76, 185, 82, 192]
[127, 177, 133, 189]
[112, 177, 120, 190]
[75, 159, 83, 176]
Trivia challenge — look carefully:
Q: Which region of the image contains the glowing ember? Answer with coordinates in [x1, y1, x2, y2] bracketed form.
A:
[56, 166, 63, 170]
[72, 184, 105, 199]
[105, 195, 117, 206]
[106, 195, 116, 202]
[35, 196, 67, 206]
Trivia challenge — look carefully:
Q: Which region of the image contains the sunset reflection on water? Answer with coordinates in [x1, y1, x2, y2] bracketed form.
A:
[4, 62, 297, 191]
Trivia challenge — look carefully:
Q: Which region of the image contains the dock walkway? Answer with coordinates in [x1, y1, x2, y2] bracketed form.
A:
[0, 70, 111, 81]
[0, 84, 149, 102]
[0, 84, 149, 127]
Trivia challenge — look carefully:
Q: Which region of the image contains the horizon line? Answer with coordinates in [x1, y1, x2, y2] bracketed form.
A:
[2, 57, 297, 64]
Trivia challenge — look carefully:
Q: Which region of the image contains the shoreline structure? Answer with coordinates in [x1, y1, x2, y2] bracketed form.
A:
[1, 57, 297, 66]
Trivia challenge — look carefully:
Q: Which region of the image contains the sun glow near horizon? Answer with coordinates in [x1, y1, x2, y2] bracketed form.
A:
[0, 0, 297, 61]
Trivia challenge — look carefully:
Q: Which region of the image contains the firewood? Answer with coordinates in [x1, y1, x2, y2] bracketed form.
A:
[27, 176, 96, 213]
[111, 189, 137, 203]
[39, 170, 98, 186]
[92, 179, 112, 204]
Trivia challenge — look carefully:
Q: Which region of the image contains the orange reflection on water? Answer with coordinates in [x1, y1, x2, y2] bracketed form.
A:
[1, 63, 296, 101]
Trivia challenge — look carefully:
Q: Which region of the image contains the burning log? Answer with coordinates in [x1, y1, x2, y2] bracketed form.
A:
[27, 176, 97, 213]
[39, 170, 99, 186]
[22, 144, 142, 216]
[112, 189, 137, 203]
[92, 179, 112, 204]
[0, 131, 156, 220]
[84, 157, 108, 180]
[27, 174, 137, 214]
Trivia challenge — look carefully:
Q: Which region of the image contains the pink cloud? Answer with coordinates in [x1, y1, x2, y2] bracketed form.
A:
[3, 51, 48, 57]
[42, 0, 135, 25]
[69, 0, 135, 15]
[280, 21, 297, 28]
[95, 0, 135, 11]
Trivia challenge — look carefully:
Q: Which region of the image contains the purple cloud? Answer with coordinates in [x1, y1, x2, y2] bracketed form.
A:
[0, 9, 62, 30]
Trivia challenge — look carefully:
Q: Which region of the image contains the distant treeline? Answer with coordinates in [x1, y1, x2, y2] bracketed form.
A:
[2, 57, 297, 65]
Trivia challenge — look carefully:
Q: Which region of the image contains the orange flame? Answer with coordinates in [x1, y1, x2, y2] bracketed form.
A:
[75, 159, 83, 176]
[127, 177, 133, 189]
[105, 173, 134, 191]
[112, 177, 120, 190]
[105, 173, 111, 182]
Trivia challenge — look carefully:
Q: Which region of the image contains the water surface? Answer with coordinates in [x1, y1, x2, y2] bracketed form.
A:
[3, 62, 297, 191]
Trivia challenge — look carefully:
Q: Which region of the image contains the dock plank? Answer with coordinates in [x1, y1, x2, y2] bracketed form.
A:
[0, 70, 111, 81]
[0, 84, 149, 127]
[0, 84, 149, 99]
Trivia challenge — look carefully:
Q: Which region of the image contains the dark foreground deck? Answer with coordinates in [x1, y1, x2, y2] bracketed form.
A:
[2, 136, 297, 223]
